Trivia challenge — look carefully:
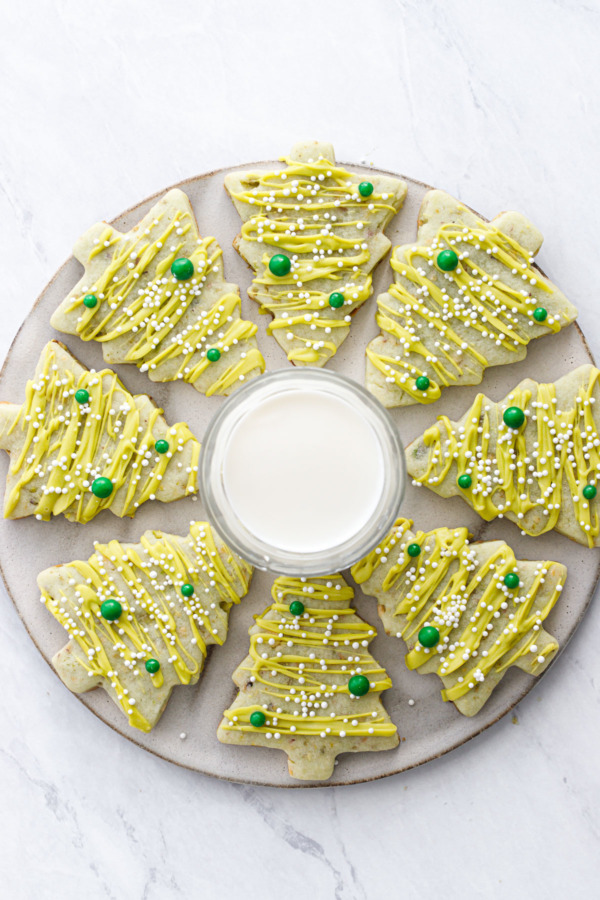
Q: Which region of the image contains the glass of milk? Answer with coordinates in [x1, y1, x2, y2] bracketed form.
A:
[199, 369, 405, 575]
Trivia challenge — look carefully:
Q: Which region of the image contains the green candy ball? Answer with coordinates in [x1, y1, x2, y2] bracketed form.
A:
[74, 389, 90, 405]
[181, 583, 194, 597]
[457, 473, 472, 489]
[415, 375, 430, 391]
[437, 249, 459, 271]
[171, 258, 194, 281]
[100, 599, 122, 621]
[418, 625, 440, 648]
[145, 658, 160, 674]
[154, 439, 169, 454]
[289, 600, 305, 616]
[533, 307, 548, 322]
[503, 406, 525, 429]
[348, 674, 370, 697]
[206, 347, 221, 362]
[328, 292, 345, 309]
[407, 543, 421, 558]
[91, 477, 113, 498]
[268, 254, 291, 277]
[358, 181, 374, 198]
[250, 710, 266, 728]
[504, 572, 520, 590]
[83, 293, 98, 309]
[583, 484, 597, 500]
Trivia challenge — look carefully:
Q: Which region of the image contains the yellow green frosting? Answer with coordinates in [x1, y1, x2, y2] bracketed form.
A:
[54, 191, 265, 395]
[226, 144, 405, 365]
[1, 342, 200, 522]
[352, 519, 565, 707]
[367, 216, 574, 404]
[39, 522, 253, 732]
[220, 574, 397, 739]
[409, 367, 600, 547]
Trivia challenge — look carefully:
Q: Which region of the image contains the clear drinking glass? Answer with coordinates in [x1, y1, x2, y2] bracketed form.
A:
[199, 368, 405, 576]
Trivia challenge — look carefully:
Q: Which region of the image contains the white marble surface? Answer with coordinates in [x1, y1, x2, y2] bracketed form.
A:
[1, 1, 599, 896]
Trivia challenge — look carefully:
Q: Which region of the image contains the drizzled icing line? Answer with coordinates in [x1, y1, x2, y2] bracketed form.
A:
[226, 144, 406, 366]
[366, 201, 576, 406]
[220, 574, 397, 741]
[53, 191, 265, 395]
[38, 522, 253, 732]
[0, 342, 200, 522]
[352, 518, 566, 712]
[408, 366, 600, 547]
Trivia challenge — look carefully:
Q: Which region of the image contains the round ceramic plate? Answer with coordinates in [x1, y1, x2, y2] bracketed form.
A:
[0, 162, 597, 788]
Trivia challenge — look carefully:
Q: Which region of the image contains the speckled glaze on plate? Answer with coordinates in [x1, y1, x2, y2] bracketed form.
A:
[0, 162, 597, 787]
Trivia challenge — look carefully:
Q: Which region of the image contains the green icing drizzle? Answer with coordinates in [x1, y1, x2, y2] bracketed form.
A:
[67, 216, 264, 395]
[367, 220, 568, 404]
[412, 369, 600, 546]
[229, 154, 403, 365]
[221, 575, 396, 738]
[352, 519, 564, 704]
[40, 522, 252, 732]
[4, 343, 199, 522]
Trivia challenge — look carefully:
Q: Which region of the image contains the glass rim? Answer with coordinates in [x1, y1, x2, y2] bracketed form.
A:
[199, 368, 405, 576]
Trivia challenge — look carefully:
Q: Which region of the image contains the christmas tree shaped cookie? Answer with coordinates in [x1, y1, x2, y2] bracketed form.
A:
[406, 365, 600, 547]
[50, 189, 265, 396]
[352, 518, 567, 715]
[218, 574, 398, 781]
[366, 190, 577, 407]
[38, 521, 253, 732]
[0, 341, 200, 522]
[225, 141, 407, 366]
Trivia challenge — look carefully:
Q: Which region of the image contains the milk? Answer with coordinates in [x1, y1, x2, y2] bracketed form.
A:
[222, 390, 385, 554]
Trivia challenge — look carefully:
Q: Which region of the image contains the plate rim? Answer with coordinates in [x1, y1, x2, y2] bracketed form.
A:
[0, 159, 597, 788]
